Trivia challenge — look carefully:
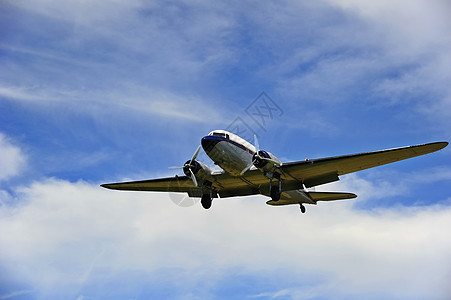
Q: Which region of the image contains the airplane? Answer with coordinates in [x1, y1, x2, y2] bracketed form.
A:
[101, 130, 448, 213]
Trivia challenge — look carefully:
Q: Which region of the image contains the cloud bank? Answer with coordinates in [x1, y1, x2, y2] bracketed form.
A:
[1, 177, 450, 299]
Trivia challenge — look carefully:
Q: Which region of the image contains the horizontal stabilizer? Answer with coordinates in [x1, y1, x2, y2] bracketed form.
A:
[308, 191, 357, 202]
[266, 191, 357, 206]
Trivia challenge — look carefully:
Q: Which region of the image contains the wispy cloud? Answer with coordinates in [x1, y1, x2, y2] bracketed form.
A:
[3, 0, 450, 131]
[0, 83, 225, 125]
[0, 86, 52, 102]
[0, 290, 34, 300]
[2, 1, 237, 127]
[262, 0, 451, 130]
[0, 133, 26, 181]
[106, 87, 226, 124]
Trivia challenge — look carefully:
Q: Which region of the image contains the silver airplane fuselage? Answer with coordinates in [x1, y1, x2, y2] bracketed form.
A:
[201, 130, 259, 176]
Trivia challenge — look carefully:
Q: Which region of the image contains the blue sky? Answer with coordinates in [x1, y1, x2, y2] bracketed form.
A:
[1, 0, 450, 299]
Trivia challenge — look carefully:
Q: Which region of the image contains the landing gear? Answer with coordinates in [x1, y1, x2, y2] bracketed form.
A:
[201, 194, 212, 209]
[200, 182, 213, 210]
[299, 204, 306, 214]
[270, 187, 280, 201]
[269, 173, 282, 202]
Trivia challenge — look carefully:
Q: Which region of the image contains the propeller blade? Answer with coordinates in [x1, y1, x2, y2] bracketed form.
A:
[190, 145, 201, 165]
[240, 163, 253, 175]
[253, 134, 259, 152]
[241, 137, 260, 175]
[189, 168, 198, 187]
[168, 166, 185, 169]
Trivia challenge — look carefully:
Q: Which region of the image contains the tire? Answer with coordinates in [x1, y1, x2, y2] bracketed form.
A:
[300, 204, 306, 213]
[201, 194, 212, 209]
[270, 187, 280, 201]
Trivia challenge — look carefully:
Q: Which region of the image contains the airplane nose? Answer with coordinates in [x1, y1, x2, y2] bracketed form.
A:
[201, 136, 221, 153]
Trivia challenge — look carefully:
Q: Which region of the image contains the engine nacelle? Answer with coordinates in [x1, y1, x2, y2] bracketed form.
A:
[252, 150, 281, 173]
[183, 160, 213, 182]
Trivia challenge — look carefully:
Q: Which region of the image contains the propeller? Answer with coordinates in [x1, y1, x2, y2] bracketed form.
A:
[254, 133, 259, 153]
[188, 166, 198, 187]
[240, 135, 258, 175]
[240, 135, 281, 175]
[169, 145, 201, 186]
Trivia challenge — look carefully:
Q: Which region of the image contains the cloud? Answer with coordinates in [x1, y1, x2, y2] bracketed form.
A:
[4, 0, 236, 82]
[323, 166, 451, 203]
[0, 133, 26, 181]
[106, 87, 226, 124]
[0, 85, 74, 103]
[1, 178, 450, 299]
[4, 0, 450, 132]
[2, 1, 236, 126]
[0, 0, 240, 134]
[0, 83, 225, 126]
[0, 290, 34, 300]
[267, 0, 451, 130]
[329, 0, 451, 53]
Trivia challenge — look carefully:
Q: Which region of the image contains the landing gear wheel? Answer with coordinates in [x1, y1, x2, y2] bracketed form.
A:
[270, 187, 280, 202]
[201, 194, 212, 209]
[299, 204, 306, 214]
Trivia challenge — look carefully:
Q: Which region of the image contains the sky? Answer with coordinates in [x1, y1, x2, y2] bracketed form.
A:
[1, 0, 451, 299]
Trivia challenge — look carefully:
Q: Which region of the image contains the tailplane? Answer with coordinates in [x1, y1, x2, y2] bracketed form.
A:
[266, 190, 357, 206]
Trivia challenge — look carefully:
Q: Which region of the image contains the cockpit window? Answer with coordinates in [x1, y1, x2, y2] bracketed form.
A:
[211, 132, 229, 139]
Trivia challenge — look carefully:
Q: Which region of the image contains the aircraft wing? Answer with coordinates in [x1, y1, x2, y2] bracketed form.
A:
[281, 141, 448, 188]
[101, 141, 447, 199]
[102, 169, 272, 198]
[101, 176, 205, 197]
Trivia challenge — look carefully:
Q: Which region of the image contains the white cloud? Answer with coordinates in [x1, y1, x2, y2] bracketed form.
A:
[0, 86, 53, 102]
[2, 1, 236, 127]
[108, 87, 226, 124]
[0, 290, 34, 300]
[0, 84, 225, 125]
[335, 0, 451, 113]
[269, 0, 451, 131]
[329, 0, 451, 55]
[5, 0, 450, 130]
[321, 165, 451, 205]
[0, 133, 26, 181]
[0, 178, 450, 299]
[5, 0, 236, 77]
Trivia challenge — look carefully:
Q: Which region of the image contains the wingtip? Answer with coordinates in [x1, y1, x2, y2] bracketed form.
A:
[418, 141, 449, 153]
[434, 141, 449, 151]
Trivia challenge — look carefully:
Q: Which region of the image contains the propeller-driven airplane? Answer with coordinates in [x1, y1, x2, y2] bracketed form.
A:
[101, 130, 448, 213]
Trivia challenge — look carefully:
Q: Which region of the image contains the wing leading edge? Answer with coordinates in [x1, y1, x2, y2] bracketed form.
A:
[101, 175, 205, 197]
